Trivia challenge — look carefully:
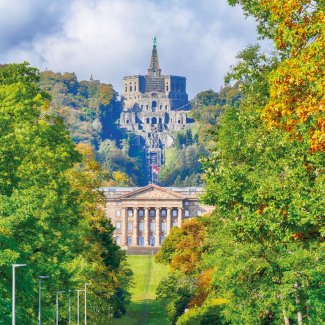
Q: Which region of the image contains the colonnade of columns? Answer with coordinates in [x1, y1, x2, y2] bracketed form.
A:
[120, 207, 183, 247]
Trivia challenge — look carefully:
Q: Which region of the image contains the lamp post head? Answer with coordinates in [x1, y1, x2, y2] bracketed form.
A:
[12, 264, 27, 268]
[39, 276, 50, 279]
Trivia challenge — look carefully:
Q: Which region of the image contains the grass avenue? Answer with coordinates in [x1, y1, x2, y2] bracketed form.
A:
[112, 255, 168, 325]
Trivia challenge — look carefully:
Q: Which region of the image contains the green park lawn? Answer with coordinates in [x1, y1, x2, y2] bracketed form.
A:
[112, 255, 169, 325]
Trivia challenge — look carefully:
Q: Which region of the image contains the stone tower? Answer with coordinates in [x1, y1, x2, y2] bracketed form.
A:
[120, 38, 192, 183]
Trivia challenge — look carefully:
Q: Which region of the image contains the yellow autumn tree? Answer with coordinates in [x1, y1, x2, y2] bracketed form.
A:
[230, 0, 325, 151]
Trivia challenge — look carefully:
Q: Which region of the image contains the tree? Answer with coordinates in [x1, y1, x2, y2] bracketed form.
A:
[202, 43, 324, 323]
[155, 218, 221, 324]
[66, 143, 132, 321]
[0, 63, 132, 323]
[228, 0, 325, 151]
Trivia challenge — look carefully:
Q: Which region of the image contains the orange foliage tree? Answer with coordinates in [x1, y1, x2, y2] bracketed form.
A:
[155, 217, 213, 309]
[230, 0, 325, 151]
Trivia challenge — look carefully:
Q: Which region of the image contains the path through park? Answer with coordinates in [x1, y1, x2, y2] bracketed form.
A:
[112, 255, 168, 325]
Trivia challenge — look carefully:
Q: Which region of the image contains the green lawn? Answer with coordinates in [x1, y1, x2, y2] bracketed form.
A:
[112, 255, 169, 325]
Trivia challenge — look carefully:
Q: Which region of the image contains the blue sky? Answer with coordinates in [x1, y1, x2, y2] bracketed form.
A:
[0, 0, 272, 98]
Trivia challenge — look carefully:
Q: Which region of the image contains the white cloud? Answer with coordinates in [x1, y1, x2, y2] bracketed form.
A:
[0, 0, 270, 98]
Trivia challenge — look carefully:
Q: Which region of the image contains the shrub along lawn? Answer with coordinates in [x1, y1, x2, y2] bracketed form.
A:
[111, 254, 169, 325]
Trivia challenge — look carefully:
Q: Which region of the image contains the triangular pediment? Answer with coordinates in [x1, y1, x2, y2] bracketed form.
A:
[118, 184, 183, 200]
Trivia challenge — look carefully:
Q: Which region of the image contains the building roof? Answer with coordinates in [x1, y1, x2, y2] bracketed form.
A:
[101, 184, 205, 200]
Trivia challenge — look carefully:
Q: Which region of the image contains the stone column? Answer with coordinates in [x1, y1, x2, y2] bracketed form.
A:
[178, 208, 183, 228]
[155, 208, 161, 246]
[166, 208, 172, 235]
[144, 208, 150, 246]
[133, 208, 139, 246]
[121, 208, 128, 247]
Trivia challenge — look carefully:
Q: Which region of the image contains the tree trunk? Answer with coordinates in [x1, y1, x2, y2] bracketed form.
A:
[297, 311, 303, 325]
[283, 309, 290, 325]
[294, 281, 303, 325]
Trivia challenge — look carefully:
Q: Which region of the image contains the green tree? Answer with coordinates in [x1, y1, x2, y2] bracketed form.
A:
[202, 44, 324, 324]
[0, 63, 132, 323]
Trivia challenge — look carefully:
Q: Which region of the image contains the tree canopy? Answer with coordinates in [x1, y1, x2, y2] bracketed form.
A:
[0, 63, 132, 323]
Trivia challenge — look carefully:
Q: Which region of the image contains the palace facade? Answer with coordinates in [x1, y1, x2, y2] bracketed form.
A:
[103, 184, 213, 249]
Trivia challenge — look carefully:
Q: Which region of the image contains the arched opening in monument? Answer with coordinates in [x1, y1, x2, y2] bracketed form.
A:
[126, 119, 129, 124]
[139, 236, 144, 246]
[150, 236, 155, 246]
[164, 113, 170, 124]
[152, 117, 157, 125]
[127, 236, 132, 246]
[159, 118, 162, 124]
[178, 119, 181, 124]
[146, 118, 150, 124]
[152, 101, 157, 112]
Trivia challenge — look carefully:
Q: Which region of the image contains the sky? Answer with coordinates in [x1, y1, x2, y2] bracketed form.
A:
[0, 0, 272, 98]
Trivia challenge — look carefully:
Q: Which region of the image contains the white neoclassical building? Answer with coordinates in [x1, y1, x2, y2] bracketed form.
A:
[103, 184, 213, 249]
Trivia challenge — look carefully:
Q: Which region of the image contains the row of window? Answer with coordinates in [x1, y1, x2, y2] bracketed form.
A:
[125, 117, 183, 125]
[114, 209, 196, 217]
[115, 235, 166, 246]
[125, 84, 138, 92]
[115, 220, 177, 233]
[144, 117, 183, 125]
[140, 103, 169, 110]
[124, 83, 185, 94]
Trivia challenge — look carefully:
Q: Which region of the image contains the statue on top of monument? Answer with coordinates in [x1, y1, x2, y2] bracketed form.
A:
[153, 36, 157, 47]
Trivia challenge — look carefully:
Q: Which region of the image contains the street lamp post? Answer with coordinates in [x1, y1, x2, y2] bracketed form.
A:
[84, 283, 90, 325]
[56, 291, 65, 325]
[38, 276, 50, 325]
[12, 264, 27, 325]
[76, 290, 85, 325]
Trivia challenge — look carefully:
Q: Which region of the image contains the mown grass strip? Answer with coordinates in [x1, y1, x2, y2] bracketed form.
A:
[111, 255, 168, 325]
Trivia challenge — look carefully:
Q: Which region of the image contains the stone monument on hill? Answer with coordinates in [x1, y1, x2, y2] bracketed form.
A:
[120, 38, 192, 184]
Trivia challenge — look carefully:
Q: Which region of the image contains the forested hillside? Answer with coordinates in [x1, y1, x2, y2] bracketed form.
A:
[39, 71, 147, 186]
[39, 71, 122, 146]
[160, 86, 241, 186]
